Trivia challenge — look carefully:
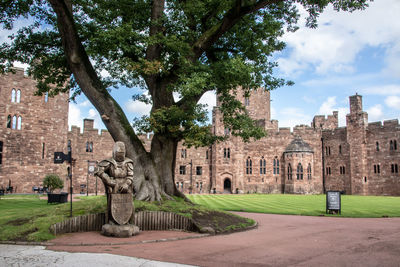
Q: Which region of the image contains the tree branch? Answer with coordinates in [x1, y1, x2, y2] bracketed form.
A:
[193, 0, 283, 58]
[48, 0, 147, 159]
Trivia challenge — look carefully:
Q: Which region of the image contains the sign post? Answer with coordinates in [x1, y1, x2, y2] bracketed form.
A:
[326, 191, 341, 214]
[54, 141, 73, 217]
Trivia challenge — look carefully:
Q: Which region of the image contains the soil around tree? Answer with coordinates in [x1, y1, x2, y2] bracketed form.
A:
[191, 210, 255, 234]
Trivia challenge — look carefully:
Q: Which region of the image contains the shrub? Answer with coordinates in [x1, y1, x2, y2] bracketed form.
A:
[43, 174, 64, 193]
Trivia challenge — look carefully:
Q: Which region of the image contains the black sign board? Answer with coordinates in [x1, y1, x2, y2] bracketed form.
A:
[326, 191, 341, 214]
[54, 152, 70, 164]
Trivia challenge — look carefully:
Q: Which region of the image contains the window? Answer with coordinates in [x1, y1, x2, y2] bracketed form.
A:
[196, 166, 202, 175]
[287, 164, 292, 180]
[326, 167, 331, 175]
[12, 115, 17, 129]
[44, 92, 48, 103]
[390, 140, 397, 151]
[196, 182, 199, 188]
[307, 163, 312, 179]
[200, 182, 203, 189]
[179, 165, 186, 175]
[176, 182, 179, 189]
[260, 157, 266, 174]
[7, 115, 11, 128]
[17, 116, 22, 130]
[181, 149, 187, 158]
[11, 89, 16, 102]
[273, 157, 279, 175]
[224, 128, 230, 136]
[391, 164, 399, 174]
[180, 182, 184, 189]
[339, 145, 342, 154]
[376, 142, 379, 151]
[0, 141, 3, 165]
[224, 148, 230, 159]
[86, 142, 93, 152]
[42, 143, 45, 159]
[297, 163, 303, 180]
[16, 89, 21, 103]
[246, 157, 252, 175]
[340, 166, 346, 175]
[244, 97, 250, 106]
[374, 164, 380, 174]
[206, 150, 208, 159]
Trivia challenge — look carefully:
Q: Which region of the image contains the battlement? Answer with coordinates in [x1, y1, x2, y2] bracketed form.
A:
[312, 111, 338, 130]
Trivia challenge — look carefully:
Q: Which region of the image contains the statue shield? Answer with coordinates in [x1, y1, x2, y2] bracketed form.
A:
[110, 193, 133, 225]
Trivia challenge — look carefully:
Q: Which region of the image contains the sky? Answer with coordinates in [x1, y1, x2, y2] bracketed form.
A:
[3, 1, 400, 131]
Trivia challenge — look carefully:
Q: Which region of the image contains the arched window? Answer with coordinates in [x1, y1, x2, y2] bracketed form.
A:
[339, 145, 342, 154]
[287, 164, 292, 180]
[297, 163, 303, 180]
[246, 157, 252, 174]
[224, 148, 230, 159]
[11, 89, 16, 102]
[394, 140, 398, 150]
[16, 89, 21, 103]
[273, 157, 279, 175]
[376, 141, 379, 151]
[17, 116, 22, 130]
[12, 115, 17, 129]
[86, 142, 93, 152]
[390, 140, 394, 150]
[259, 157, 266, 174]
[244, 97, 250, 106]
[7, 115, 11, 128]
[307, 163, 312, 179]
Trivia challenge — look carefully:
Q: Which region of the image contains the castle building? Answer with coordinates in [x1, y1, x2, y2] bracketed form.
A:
[1, 69, 399, 195]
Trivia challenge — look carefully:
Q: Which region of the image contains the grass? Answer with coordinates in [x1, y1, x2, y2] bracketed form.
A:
[0, 194, 106, 242]
[187, 194, 400, 218]
[0, 194, 254, 242]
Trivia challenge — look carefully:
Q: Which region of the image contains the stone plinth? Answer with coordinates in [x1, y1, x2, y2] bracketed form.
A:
[101, 224, 139, 238]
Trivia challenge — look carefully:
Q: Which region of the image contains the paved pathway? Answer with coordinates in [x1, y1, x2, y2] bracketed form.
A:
[48, 212, 400, 267]
[0, 244, 196, 267]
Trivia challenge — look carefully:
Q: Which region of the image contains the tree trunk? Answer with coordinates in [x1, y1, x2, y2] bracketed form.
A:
[127, 133, 185, 201]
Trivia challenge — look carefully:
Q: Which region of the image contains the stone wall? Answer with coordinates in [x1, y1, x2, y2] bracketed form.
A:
[1, 72, 399, 196]
[0, 69, 69, 192]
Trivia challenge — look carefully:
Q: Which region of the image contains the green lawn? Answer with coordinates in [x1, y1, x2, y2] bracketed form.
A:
[187, 194, 400, 218]
[0, 194, 106, 242]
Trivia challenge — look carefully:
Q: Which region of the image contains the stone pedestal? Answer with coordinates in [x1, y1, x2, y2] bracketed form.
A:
[101, 224, 140, 238]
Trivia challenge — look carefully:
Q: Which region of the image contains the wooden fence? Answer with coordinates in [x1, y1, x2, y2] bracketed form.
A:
[50, 211, 198, 235]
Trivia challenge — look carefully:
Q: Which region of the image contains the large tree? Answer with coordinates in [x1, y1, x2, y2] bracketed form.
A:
[0, 0, 370, 201]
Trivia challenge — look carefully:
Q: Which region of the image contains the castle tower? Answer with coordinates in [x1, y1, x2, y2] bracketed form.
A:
[346, 94, 368, 195]
[210, 87, 271, 193]
[0, 69, 69, 192]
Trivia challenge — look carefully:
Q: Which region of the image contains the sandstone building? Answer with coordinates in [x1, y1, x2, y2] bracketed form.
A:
[1, 69, 399, 195]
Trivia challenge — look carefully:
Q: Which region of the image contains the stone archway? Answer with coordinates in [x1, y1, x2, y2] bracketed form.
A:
[223, 178, 232, 193]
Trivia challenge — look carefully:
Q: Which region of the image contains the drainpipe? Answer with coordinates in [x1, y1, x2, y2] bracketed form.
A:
[321, 137, 326, 194]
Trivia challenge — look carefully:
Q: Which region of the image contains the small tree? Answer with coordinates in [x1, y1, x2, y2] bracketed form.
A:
[43, 174, 64, 193]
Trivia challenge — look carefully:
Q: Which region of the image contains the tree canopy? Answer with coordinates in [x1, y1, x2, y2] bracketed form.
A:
[0, 0, 371, 200]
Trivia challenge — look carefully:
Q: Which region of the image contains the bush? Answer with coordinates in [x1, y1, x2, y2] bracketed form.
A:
[43, 174, 64, 193]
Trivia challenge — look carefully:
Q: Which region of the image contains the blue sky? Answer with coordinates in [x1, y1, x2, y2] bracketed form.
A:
[3, 1, 400, 131]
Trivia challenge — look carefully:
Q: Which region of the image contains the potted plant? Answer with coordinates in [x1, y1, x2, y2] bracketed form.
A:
[43, 174, 67, 203]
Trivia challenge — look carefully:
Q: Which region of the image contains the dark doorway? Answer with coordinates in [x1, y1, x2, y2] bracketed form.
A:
[224, 178, 232, 193]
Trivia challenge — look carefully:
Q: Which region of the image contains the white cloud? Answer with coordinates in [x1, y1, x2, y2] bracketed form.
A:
[318, 96, 336, 114]
[125, 99, 152, 116]
[360, 85, 400, 96]
[198, 91, 216, 113]
[367, 104, 384, 122]
[278, 0, 400, 77]
[277, 107, 312, 128]
[68, 103, 83, 130]
[385, 96, 400, 110]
